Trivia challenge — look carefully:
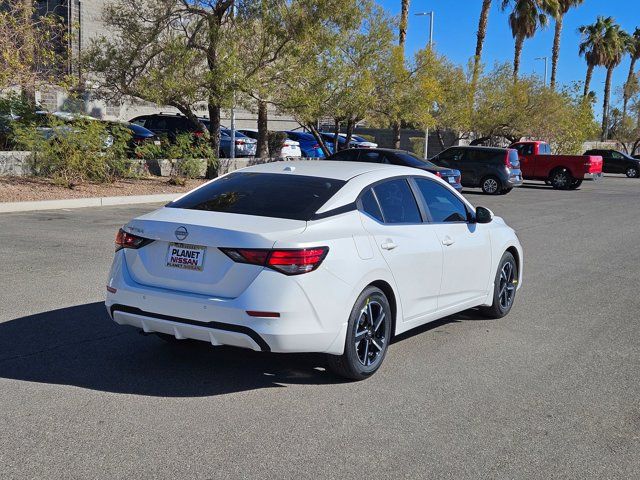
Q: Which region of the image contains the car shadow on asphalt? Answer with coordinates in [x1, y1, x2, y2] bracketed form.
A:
[0, 302, 345, 397]
[0, 302, 491, 397]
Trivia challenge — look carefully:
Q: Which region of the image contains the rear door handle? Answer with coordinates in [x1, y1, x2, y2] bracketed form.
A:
[442, 236, 455, 246]
[381, 241, 397, 250]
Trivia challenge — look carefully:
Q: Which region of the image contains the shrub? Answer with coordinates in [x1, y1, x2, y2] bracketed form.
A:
[13, 115, 132, 186]
[409, 137, 425, 158]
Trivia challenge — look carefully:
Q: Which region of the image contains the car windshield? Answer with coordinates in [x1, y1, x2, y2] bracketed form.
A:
[394, 152, 436, 168]
[167, 172, 345, 221]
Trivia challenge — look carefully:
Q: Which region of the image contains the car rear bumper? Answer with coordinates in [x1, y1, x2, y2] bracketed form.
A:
[584, 172, 603, 182]
[105, 252, 349, 354]
[506, 170, 524, 187]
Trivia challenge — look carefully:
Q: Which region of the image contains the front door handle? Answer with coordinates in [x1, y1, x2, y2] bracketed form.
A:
[442, 236, 455, 246]
[381, 240, 397, 250]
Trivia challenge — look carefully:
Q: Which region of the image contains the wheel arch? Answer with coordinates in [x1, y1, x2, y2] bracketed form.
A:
[368, 280, 398, 338]
[549, 165, 574, 178]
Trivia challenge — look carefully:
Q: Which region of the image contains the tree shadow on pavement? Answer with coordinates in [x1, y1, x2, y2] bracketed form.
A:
[0, 302, 341, 397]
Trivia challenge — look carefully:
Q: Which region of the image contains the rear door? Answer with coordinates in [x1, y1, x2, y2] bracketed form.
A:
[412, 177, 492, 309]
[359, 179, 443, 320]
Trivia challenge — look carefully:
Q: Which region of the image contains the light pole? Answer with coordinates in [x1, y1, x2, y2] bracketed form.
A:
[535, 56, 548, 87]
[415, 11, 434, 159]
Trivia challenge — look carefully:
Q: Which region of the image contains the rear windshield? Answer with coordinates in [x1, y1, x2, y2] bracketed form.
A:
[167, 172, 345, 221]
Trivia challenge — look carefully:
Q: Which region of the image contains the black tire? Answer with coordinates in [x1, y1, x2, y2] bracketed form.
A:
[625, 166, 639, 178]
[480, 252, 518, 319]
[481, 176, 502, 195]
[568, 179, 583, 190]
[499, 187, 513, 195]
[549, 168, 572, 190]
[326, 286, 392, 381]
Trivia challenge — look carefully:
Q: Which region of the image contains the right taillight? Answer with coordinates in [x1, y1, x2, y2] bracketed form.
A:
[115, 228, 152, 252]
[505, 151, 513, 168]
[220, 247, 329, 275]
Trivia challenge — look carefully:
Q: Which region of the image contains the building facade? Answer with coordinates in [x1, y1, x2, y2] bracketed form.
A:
[33, 0, 299, 130]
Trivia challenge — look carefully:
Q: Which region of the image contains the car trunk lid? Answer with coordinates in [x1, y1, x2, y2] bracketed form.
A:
[122, 207, 306, 298]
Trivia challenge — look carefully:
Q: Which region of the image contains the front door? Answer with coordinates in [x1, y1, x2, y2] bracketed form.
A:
[359, 180, 444, 320]
[412, 177, 492, 309]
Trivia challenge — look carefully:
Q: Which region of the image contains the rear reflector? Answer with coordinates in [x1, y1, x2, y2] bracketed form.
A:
[246, 311, 280, 318]
[220, 247, 329, 275]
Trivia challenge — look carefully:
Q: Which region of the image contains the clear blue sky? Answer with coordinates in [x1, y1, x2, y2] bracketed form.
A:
[377, 0, 639, 116]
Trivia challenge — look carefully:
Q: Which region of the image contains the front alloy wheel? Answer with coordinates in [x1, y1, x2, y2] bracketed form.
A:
[327, 286, 392, 380]
[626, 167, 639, 178]
[480, 251, 518, 319]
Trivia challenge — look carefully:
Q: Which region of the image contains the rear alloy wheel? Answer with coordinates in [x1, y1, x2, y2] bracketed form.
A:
[568, 179, 583, 190]
[481, 176, 501, 195]
[480, 251, 518, 319]
[327, 286, 392, 380]
[549, 169, 572, 190]
[626, 167, 639, 178]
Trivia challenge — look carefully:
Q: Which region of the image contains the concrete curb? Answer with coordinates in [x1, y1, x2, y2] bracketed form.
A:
[0, 193, 181, 213]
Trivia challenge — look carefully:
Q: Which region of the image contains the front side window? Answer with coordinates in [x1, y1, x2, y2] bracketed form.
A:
[437, 148, 464, 162]
[372, 179, 422, 224]
[168, 172, 345, 221]
[414, 178, 468, 223]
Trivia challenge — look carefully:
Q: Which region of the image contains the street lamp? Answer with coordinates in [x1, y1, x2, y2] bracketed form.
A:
[415, 11, 435, 159]
[535, 56, 548, 87]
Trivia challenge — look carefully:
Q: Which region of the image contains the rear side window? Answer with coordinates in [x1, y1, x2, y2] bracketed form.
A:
[168, 173, 345, 221]
[414, 178, 468, 223]
[360, 189, 383, 222]
[372, 179, 422, 224]
[360, 151, 389, 164]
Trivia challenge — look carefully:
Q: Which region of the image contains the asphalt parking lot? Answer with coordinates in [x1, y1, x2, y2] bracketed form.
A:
[1, 176, 639, 479]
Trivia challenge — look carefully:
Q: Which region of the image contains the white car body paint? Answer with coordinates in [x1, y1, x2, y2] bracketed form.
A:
[105, 161, 523, 355]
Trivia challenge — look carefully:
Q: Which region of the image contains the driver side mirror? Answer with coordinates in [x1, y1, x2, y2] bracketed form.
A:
[474, 206, 494, 224]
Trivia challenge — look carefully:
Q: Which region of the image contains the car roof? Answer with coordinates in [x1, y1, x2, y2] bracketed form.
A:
[237, 160, 424, 181]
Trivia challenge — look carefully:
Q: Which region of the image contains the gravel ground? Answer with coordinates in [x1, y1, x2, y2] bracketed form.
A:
[0, 176, 207, 202]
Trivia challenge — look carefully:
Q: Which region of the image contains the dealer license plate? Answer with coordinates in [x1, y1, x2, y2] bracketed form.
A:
[166, 243, 206, 271]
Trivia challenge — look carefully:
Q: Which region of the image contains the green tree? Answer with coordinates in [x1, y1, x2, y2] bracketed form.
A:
[550, 0, 584, 90]
[578, 16, 612, 97]
[0, 0, 70, 104]
[500, 0, 558, 80]
[622, 28, 640, 119]
[599, 20, 629, 140]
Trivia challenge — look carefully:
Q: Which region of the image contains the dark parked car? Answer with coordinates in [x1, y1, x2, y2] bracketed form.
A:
[584, 149, 640, 178]
[130, 113, 256, 157]
[326, 148, 463, 192]
[430, 146, 523, 195]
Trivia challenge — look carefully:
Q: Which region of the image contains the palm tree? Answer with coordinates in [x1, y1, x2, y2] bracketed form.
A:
[500, 0, 559, 80]
[399, 0, 410, 48]
[623, 28, 640, 118]
[472, 0, 493, 91]
[600, 22, 630, 140]
[550, 0, 584, 90]
[578, 16, 611, 97]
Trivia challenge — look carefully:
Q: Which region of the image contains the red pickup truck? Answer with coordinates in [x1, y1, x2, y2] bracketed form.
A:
[509, 141, 603, 190]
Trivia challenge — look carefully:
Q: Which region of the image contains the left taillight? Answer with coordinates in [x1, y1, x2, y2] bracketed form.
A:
[115, 228, 152, 252]
[219, 247, 329, 275]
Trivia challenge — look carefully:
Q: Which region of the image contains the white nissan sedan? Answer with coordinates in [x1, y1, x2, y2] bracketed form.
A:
[105, 161, 523, 380]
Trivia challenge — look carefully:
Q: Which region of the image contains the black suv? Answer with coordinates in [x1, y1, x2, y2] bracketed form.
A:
[430, 146, 523, 195]
[129, 113, 206, 141]
[584, 149, 640, 178]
